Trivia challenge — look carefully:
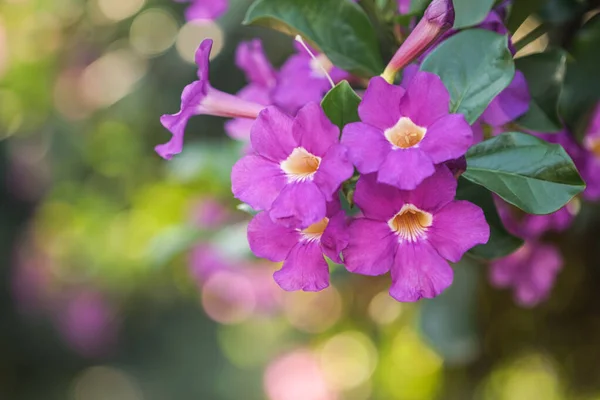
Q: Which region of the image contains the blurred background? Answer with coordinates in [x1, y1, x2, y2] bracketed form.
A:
[1, 0, 600, 399]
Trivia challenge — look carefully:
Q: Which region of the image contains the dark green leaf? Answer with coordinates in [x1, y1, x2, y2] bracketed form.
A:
[243, 0, 384, 77]
[321, 81, 361, 130]
[420, 29, 515, 124]
[410, 0, 431, 13]
[463, 132, 585, 215]
[516, 49, 567, 132]
[453, 0, 494, 29]
[506, 0, 543, 33]
[456, 178, 523, 259]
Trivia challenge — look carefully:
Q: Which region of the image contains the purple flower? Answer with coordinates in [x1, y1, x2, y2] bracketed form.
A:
[231, 102, 354, 228]
[225, 39, 277, 141]
[490, 241, 563, 307]
[272, 43, 348, 114]
[398, 0, 411, 14]
[248, 201, 348, 291]
[342, 72, 473, 190]
[382, 0, 455, 82]
[481, 70, 530, 127]
[175, 0, 228, 22]
[157, 39, 265, 159]
[582, 104, 600, 200]
[343, 166, 490, 302]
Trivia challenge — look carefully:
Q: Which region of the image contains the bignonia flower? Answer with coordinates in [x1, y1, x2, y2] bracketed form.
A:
[248, 201, 348, 292]
[156, 39, 265, 159]
[581, 104, 600, 200]
[175, 0, 228, 22]
[342, 71, 472, 190]
[343, 166, 489, 302]
[231, 102, 353, 228]
[490, 241, 563, 307]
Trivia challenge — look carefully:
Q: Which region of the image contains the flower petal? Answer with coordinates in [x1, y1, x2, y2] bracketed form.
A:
[231, 154, 287, 211]
[399, 71, 450, 127]
[269, 181, 327, 228]
[419, 113, 472, 163]
[186, 0, 228, 22]
[377, 148, 435, 190]
[313, 144, 354, 201]
[358, 77, 405, 130]
[404, 165, 456, 212]
[320, 210, 349, 263]
[274, 242, 329, 291]
[428, 200, 490, 262]
[354, 173, 405, 221]
[292, 102, 340, 155]
[481, 70, 530, 126]
[195, 38, 213, 79]
[341, 122, 390, 174]
[343, 218, 396, 276]
[390, 241, 453, 302]
[247, 212, 299, 262]
[235, 39, 277, 88]
[250, 106, 296, 162]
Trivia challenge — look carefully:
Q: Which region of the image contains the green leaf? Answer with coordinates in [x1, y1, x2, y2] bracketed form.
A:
[453, 0, 494, 29]
[463, 132, 585, 215]
[515, 49, 567, 132]
[506, 0, 543, 32]
[456, 178, 523, 259]
[420, 29, 515, 124]
[243, 0, 384, 77]
[410, 0, 431, 13]
[321, 81, 361, 130]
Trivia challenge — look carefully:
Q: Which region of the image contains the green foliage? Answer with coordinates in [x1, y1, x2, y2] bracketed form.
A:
[453, 0, 495, 29]
[516, 49, 567, 133]
[321, 81, 362, 130]
[420, 29, 515, 124]
[463, 132, 585, 215]
[456, 178, 524, 259]
[244, 0, 384, 77]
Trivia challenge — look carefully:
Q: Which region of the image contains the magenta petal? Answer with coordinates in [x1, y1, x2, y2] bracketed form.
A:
[377, 148, 435, 190]
[313, 144, 354, 201]
[269, 181, 327, 228]
[195, 39, 213, 79]
[186, 0, 228, 21]
[235, 39, 277, 88]
[247, 212, 299, 262]
[405, 165, 456, 212]
[428, 200, 490, 262]
[320, 211, 349, 263]
[354, 173, 405, 221]
[481, 70, 530, 126]
[156, 111, 191, 160]
[250, 106, 296, 162]
[515, 243, 562, 307]
[390, 241, 453, 302]
[274, 242, 329, 292]
[358, 77, 405, 130]
[341, 122, 390, 174]
[400, 71, 450, 127]
[231, 154, 287, 211]
[419, 114, 473, 163]
[292, 102, 340, 155]
[400, 64, 419, 88]
[343, 218, 396, 276]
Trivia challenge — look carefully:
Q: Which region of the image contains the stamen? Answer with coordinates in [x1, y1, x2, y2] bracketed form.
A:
[388, 204, 433, 242]
[300, 217, 330, 242]
[280, 147, 322, 182]
[384, 117, 427, 149]
[295, 35, 335, 88]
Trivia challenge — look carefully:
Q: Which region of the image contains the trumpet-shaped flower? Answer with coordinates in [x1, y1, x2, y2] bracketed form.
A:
[157, 39, 265, 159]
[248, 201, 348, 291]
[175, 0, 228, 22]
[342, 72, 472, 190]
[343, 166, 489, 302]
[231, 102, 353, 228]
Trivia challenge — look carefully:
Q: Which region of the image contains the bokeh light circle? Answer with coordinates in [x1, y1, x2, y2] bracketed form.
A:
[129, 9, 178, 57]
[176, 21, 224, 63]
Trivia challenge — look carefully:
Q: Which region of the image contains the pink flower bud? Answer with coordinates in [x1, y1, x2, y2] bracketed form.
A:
[382, 0, 455, 83]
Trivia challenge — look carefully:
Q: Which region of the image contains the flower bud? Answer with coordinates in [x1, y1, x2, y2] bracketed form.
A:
[382, 0, 455, 83]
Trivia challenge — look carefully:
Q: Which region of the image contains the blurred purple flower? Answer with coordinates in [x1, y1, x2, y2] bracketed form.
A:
[581, 104, 600, 200]
[398, 0, 411, 14]
[225, 39, 278, 141]
[190, 197, 231, 229]
[157, 39, 265, 159]
[272, 42, 348, 114]
[343, 166, 489, 302]
[175, 0, 228, 21]
[342, 72, 472, 190]
[248, 201, 348, 292]
[231, 103, 353, 228]
[490, 241, 563, 307]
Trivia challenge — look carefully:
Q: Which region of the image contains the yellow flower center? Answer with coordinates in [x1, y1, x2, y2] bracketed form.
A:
[586, 136, 600, 158]
[281, 147, 321, 182]
[384, 117, 427, 149]
[388, 204, 433, 242]
[301, 217, 329, 242]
